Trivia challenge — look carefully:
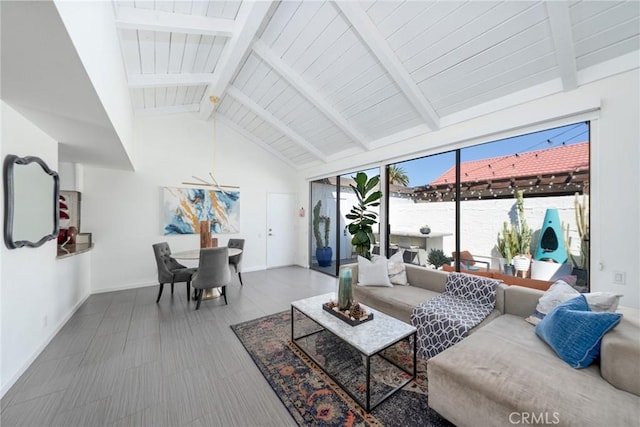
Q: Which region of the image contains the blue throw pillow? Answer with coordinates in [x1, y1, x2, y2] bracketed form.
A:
[535, 295, 622, 368]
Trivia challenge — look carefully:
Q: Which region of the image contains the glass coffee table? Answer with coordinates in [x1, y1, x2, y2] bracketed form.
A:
[291, 293, 416, 412]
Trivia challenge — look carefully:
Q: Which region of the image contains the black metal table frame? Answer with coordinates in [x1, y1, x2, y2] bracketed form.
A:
[290, 305, 416, 412]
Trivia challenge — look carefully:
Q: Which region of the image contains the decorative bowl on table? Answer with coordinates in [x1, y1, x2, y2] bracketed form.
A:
[322, 300, 373, 326]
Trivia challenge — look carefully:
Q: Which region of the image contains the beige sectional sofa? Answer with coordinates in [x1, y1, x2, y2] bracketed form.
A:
[345, 263, 640, 426]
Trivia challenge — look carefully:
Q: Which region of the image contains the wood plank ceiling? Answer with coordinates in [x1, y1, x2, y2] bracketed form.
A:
[114, 0, 640, 169]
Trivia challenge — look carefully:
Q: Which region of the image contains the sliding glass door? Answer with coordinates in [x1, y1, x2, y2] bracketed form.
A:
[309, 168, 380, 276]
[310, 178, 338, 276]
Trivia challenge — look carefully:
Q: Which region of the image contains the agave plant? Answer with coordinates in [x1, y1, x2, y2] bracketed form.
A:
[346, 172, 382, 260]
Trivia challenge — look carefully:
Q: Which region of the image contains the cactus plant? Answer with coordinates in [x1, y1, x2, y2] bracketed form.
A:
[312, 200, 330, 248]
[564, 193, 589, 269]
[515, 190, 533, 255]
[497, 221, 518, 265]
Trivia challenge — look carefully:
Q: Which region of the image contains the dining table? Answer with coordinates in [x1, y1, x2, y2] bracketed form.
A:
[172, 247, 243, 300]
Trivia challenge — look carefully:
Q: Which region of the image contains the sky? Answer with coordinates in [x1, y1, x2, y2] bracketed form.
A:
[397, 121, 589, 186]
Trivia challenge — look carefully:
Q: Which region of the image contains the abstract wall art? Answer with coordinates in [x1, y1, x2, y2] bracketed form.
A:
[163, 187, 240, 235]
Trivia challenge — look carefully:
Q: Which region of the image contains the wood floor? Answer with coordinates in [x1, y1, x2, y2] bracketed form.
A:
[1, 266, 337, 426]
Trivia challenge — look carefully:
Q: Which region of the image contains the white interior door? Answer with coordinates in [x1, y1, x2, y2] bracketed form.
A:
[267, 193, 296, 268]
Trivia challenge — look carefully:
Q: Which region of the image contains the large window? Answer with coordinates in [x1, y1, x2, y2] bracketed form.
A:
[387, 152, 457, 267]
[386, 122, 590, 289]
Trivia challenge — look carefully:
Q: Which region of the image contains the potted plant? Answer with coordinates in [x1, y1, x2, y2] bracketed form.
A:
[346, 172, 382, 260]
[313, 200, 332, 267]
[497, 190, 532, 275]
[512, 190, 533, 273]
[427, 249, 452, 269]
[564, 193, 589, 287]
[497, 221, 517, 275]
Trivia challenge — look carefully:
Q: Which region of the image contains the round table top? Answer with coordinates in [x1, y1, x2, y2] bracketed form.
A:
[172, 247, 242, 260]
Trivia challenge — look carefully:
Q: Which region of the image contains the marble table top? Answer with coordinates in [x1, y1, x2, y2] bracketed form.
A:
[291, 292, 416, 356]
[172, 247, 242, 260]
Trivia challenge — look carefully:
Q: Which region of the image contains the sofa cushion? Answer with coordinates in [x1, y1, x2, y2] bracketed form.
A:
[535, 296, 622, 368]
[357, 256, 392, 287]
[601, 306, 640, 395]
[428, 314, 640, 426]
[526, 280, 622, 325]
[354, 284, 440, 324]
[387, 250, 408, 285]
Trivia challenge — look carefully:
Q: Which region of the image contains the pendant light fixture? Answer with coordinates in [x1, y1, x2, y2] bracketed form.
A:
[182, 96, 238, 193]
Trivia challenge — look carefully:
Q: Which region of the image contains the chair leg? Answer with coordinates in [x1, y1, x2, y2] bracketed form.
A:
[156, 283, 164, 303]
[238, 272, 243, 286]
[187, 281, 191, 301]
[196, 289, 203, 310]
[222, 286, 227, 305]
[171, 282, 174, 295]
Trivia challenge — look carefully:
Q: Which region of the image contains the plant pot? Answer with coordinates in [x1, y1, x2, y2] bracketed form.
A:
[419, 227, 431, 235]
[531, 259, 562, 281]
[572, 267, 588, 289]
[316, 247, 332, 267]
[503, 264, 515, 276]
[513, 255, 531, 272]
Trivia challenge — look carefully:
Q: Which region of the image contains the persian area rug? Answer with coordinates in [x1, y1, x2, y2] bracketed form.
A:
[231, 311, 452, 427]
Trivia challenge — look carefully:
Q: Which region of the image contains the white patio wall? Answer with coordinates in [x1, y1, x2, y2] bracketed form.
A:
[389, 195, 580, 268]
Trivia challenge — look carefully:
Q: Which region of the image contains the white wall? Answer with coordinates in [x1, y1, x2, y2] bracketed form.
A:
[0, 102, 91, 396]
[82, 112, 299, 293]
[54, 0, 134, 162]
[298, 70, 640, 308]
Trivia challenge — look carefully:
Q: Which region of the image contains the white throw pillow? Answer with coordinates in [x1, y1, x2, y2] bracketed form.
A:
[525, 280, 622, 325]
[357, 255, 392, 287]
[387, 250, 408, 285]
[585, 292, 622, 312]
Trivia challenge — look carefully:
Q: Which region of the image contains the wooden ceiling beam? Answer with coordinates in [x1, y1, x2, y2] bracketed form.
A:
[115, 6, 236, 37]
[546, 2, 578, 91]
[199, 1, 274, 120]
[226, 85, 327, 162]
[335, 1, 440, 131]
[251, 40, 370, 151]
[128, 73, 214, 88]
[216, 115, 300, 170]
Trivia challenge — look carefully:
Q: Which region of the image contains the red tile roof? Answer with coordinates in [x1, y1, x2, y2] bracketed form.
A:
[431, 142, 589, 185]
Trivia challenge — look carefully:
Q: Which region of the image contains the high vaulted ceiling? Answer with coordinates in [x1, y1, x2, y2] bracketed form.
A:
[115, 1, 640, 170]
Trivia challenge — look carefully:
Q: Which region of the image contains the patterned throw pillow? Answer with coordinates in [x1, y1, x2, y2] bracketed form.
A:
[357, 255, 392, 287]
[535, 295, 623, 368]
[387, 250, 408, 285]
[526, 280, 622, 325]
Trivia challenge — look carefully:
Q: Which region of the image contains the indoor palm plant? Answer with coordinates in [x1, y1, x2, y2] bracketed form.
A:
[346, 172, 382, 260]
[313, 200, 332, 267]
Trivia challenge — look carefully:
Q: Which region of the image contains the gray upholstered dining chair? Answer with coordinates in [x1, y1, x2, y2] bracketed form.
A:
[152, 242, 197, 303]
[227, 238, 245, 286]
[192, 247, 231, 309]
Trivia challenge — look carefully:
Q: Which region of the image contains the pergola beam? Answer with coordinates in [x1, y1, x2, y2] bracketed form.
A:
[335, 1, 440, 131]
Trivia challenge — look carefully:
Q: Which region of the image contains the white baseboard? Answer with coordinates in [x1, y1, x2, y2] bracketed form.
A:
[0, 292, 91, 398]
[91, 280, 156, 294]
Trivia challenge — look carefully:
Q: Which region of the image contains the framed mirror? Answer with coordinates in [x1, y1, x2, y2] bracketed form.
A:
[3, 155, 59, 249]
